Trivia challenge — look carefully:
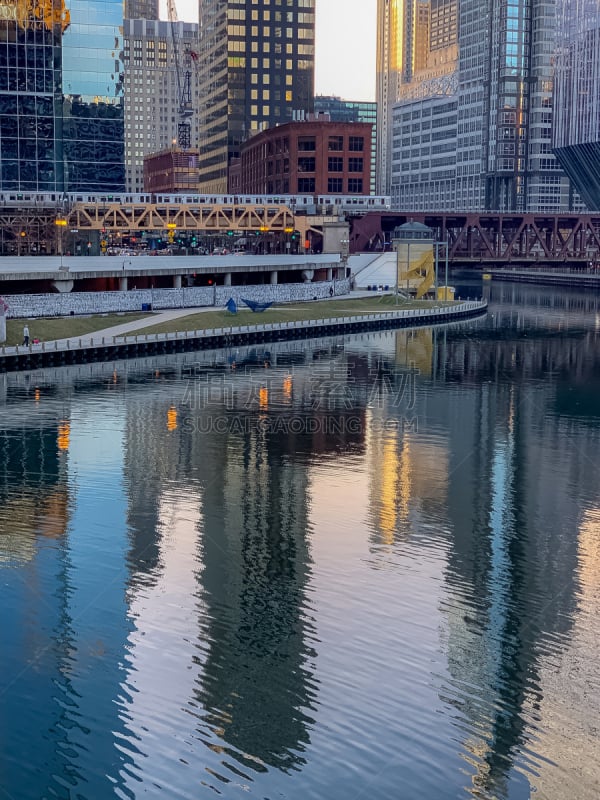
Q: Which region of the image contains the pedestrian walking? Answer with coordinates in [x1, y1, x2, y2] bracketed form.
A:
[22, 324, 30, 346]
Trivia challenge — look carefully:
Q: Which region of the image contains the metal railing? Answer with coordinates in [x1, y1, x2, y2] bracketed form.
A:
[0, 300, 487, 359]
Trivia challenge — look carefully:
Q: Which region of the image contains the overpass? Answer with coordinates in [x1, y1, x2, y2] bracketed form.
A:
[350, 211, 600, 266]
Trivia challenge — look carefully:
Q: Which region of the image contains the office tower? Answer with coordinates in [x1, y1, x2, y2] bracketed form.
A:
[314, 96, 377, 194]
[62, 1, 125, 191]
[0, 2, 67, 190]
[125, 0, 159, 18]
[387, 0, 572, 213]
[0, 1, 125, 192]
[124, 19, 200, 192]
[553, 0, 600, 210]
[196, 0, 315, 193]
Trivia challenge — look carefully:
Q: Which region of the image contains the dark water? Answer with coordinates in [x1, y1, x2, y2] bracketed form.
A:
[1, 282, 599, 800]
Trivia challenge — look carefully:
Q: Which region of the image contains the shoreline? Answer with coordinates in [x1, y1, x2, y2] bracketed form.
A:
[0, 300, 487, 374]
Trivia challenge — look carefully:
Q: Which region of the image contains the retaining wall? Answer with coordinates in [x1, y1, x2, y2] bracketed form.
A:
[3, 279, 351, 319]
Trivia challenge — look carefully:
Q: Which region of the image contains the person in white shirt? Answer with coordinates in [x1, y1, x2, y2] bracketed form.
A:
[22, 325, 30, 346]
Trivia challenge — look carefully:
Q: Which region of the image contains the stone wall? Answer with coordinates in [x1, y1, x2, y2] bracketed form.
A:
[4, 279, 350, 319]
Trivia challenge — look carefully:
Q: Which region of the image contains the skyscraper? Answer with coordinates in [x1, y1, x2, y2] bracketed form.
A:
[0, 1, 67, 190]
[61, 0, 125, 191]
[125, 0, 159, 17]
[0, 0, 125, 192]
[196, 0, 315, 193]
[123, 18, 200, 192]
[385, 0, 572, 213]
[553, 0, 600, 210]
[376, 0, 457, 196]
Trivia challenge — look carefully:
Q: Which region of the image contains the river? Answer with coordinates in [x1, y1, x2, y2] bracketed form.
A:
[1, 281, 599, 799]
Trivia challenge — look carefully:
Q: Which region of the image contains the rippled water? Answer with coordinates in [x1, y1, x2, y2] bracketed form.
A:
[1, 281, 600, 800]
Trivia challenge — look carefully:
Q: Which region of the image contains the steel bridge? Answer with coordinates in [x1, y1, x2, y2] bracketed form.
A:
[0, 200, 325, 256]
[350, 212, 600, 265]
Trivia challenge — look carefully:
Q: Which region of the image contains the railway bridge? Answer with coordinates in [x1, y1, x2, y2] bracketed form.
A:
[350, 212, 600, 266]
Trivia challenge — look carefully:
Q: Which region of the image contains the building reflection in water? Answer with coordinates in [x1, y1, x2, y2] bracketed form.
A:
[1, 286, 600, 798]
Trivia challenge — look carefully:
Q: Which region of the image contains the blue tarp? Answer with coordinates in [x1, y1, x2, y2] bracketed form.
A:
[225, 298, 237, 314]
[241, 298, 273, 313]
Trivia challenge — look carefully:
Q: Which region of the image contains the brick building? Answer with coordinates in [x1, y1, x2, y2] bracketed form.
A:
[236, 120, 372, 195]
[143, 149, 200, 193]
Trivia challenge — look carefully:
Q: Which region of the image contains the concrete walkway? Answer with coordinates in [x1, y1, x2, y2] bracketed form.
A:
[47, 290, 391, 347]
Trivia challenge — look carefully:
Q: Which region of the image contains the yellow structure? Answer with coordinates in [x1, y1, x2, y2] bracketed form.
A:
[398, 249, 435, 299]
[0, 0, 70, 32]
[437, 285, 455, 301]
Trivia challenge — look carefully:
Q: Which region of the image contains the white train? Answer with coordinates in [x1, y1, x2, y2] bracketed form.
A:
[0, 191, 391, 210]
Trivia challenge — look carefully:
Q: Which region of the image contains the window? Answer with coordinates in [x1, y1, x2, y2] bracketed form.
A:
[297, 137, 315, 151]
[328, 177, 343, 192]
[298, 157, 315, 172]
[349, 136, 364, 151]
[348, 178, 363, 193]
[348, 157, 363, 172]
[298, 178, 315, 192]
[329, 136, 343, 151]
[328, 157, 343, 172]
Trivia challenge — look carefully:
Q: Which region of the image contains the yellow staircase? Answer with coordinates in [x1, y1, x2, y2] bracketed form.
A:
[398, 250, 435, 299]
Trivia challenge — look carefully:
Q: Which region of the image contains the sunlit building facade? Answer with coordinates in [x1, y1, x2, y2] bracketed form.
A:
[125, 0, 158, 18]
[196, 0, 315, 193]
[386, 0, 572, 212]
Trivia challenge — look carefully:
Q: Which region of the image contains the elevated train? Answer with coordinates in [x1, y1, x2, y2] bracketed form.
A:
[0, 191, 391, 211]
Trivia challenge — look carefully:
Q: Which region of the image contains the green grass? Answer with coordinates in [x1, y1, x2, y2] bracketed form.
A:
[140, 296, 456, 336]
[4, 312, 151, 347]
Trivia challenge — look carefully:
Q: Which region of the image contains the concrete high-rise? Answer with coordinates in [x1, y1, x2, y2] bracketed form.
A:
[384, 0, 573, 213]
[376, 0, 457, 196]
[123, 18, 200, 192]
[196, 0, 315, 193]
[125, 0, 159, 18]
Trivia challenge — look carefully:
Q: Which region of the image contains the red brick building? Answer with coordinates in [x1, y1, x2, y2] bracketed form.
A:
[144, 148, 200, 193]
[236, 120, 372, 195]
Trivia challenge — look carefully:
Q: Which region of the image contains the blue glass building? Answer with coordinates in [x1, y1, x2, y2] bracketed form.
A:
[62, 0, 125, 190]
[0, 0, 125, 192]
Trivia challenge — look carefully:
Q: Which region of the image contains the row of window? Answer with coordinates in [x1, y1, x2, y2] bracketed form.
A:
[296, 178, 363, 193]
[297, 136, 365, 152]
[297, 157, 364, 172]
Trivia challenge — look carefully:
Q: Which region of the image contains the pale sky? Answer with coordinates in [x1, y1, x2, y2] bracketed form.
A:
[164, 0, 377, 101]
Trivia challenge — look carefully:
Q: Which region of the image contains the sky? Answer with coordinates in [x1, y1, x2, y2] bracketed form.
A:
[164, 0, 377, 101]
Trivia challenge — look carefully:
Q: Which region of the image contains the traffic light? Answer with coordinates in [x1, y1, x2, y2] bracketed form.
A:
[227, 230, 234, 237]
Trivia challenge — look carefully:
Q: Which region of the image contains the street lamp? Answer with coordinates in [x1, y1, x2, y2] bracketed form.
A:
[55, 218, 67, 269]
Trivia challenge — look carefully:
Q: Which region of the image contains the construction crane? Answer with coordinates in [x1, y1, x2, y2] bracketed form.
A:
[167, 0, 193, 150]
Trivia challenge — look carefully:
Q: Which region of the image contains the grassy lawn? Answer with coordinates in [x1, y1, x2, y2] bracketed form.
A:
[4, 312, 151, 347]
[140, 296, 456, 336]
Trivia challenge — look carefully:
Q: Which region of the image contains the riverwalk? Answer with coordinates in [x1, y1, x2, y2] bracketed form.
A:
[0, 299, 487, 373]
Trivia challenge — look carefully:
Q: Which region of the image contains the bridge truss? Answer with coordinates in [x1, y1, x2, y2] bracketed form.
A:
[0, 200, 321, 255]
[350, 212, 600, 265]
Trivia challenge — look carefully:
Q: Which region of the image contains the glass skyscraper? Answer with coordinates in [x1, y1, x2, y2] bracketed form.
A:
[0, 0, 125, 192]
[0, 1, 66, 190]
[62, 0, 125, 190]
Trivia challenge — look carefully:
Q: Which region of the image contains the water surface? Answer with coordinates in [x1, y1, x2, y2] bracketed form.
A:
[1, 282, 599, 799]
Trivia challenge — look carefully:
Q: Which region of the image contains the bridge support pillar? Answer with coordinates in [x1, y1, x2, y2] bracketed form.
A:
[326, 267, 333, 281]
[270, 270, 278, 285]
[51, 279, 74, 293]
[224, 272, 232, 286]
[173, 274, 182, 289]
[119, 276, 128, 292]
